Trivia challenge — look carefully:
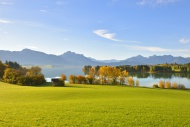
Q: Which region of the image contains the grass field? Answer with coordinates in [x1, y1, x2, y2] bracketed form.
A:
[0, 82, 190, 127]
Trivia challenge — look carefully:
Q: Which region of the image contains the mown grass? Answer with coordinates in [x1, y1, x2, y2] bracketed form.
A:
[0, 82, 190, 127]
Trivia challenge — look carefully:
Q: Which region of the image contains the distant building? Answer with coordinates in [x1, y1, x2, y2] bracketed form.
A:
[51, 78, 64, 86]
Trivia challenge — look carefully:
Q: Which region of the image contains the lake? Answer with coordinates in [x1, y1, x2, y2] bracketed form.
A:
[42, 66, 190, 88]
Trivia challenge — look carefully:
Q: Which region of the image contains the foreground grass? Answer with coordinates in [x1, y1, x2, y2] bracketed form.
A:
[0, 82, 190, 127]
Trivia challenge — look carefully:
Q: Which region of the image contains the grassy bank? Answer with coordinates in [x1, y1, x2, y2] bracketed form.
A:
[0, 82, 189, 126]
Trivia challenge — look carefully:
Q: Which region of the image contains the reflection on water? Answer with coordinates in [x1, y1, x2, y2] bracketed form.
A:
[130, 72, 190, 88]
[129, 72, 190, 79]
[42, 66, 190, 88]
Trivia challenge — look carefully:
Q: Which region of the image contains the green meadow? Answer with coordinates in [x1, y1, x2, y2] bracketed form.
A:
[0, 82, 190, 127]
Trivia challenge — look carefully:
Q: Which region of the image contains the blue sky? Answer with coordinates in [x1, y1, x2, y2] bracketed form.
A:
[0, 0, 190, 60]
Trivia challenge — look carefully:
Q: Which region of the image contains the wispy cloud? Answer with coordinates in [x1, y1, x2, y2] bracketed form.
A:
[0, 2, 13, 5]
[17, 45, 38, 49]
[137, 0, 178, 6]
[39, 9, 48, 13]
[179, 38, 189, 44]
[93, 29, 143, 43]
[56, 1, 68, 5]
[93, 29, 122, 42]
[0, 19, 12, 24]
[116, 44, 189, 52]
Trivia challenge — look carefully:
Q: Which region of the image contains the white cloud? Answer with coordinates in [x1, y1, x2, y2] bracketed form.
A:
[0, 19, 11, 24]
[118, 44, 189, 52]
[39, 9, 48, 13]
[93, 29, 122, 42]
[137, 0, 178, 5]
[0, 2, 13, 5]
[179, 38, 189, 44]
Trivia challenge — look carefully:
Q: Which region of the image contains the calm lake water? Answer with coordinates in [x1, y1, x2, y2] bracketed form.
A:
[42, 66, 190, 88]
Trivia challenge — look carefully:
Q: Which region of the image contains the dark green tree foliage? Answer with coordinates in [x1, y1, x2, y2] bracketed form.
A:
[18, 75, 45, 86]
[5, 61, 20, 69]
[82, 65, 92, 75]
[2, 62, 45, 86]
[0, 61, 6, 78]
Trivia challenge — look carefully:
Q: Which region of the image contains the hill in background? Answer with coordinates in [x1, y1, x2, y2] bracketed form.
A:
[0, 49, 190, 66]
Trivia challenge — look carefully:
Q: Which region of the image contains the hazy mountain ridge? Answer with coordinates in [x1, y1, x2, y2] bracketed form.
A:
[0, 49, 190, 66]
[59, 51, 104, 66]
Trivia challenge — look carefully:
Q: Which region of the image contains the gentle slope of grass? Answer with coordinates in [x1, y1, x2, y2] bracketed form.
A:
[0, 82, 190, 127]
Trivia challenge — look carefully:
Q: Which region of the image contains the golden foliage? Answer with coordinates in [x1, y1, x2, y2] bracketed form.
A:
[165, 81, 171, 88]
[158, 80, 165, 88]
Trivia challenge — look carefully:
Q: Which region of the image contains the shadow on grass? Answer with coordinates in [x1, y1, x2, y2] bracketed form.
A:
[64, 84, 91, 88]
[34, 82, 53, 87]
[35, 82, 90, 88]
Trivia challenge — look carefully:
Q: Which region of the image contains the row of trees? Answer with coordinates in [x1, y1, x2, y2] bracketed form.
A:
[0, 61, 45, 86]
[115, 63, 190, 73]
[68, 66, 140, 86]
[153, 80, 186, 89]
[69, 74, 140, 86]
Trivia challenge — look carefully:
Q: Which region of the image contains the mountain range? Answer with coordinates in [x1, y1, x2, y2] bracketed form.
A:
[0, 49, 190, 66]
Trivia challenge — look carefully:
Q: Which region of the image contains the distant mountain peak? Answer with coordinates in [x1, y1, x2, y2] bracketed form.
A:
[0, 49, 190, 66]
[135, 55, 144, 58]
[62, 51, 85, 57]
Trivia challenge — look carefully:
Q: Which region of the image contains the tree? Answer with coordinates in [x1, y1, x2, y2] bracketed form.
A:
[119, 77, 125, 85]
[61, 74, 67, 81]
[165, 81, 171, 88]
[178, 84, 186, 89]
[108, 67, 120, 84]
[127, 76, 134, 86]
[136, 79, 140, 87]
[119, 70, 128, 85]
[98, 66, 122, 85]
[88, 67, 97, 78]
[76, 75, 86, 84]
[82, 65, 92, 75]
[69, 75, 76, 84]
[26, 66, 42, 76]
[85, 75, 93, 84]
[0, 61, 6, 78]
[3, 68, 20, 84]
[171, 82, 178, 89]
[5, 61, 20, 69]
[58, 74, 67, 86]
[158, 80, 165, 88]
[98, 66, 109, 84]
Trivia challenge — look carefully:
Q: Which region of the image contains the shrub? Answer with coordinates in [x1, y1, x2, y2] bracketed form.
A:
[158, 80, 165, 88]
[3, 68, 21, 84]
[76, 75, 86, 84]
[136, 79, 140, 87]
[178, 84, 186, 89]
[18, 75, 46, 86]
[165, 81, 171, 89]
[171, 82, 178, 89]
[69, 75, 76, 84]
[153, 84, 158, 88]
[93, 78, 100, 85]
[127, 76, 134, 86]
